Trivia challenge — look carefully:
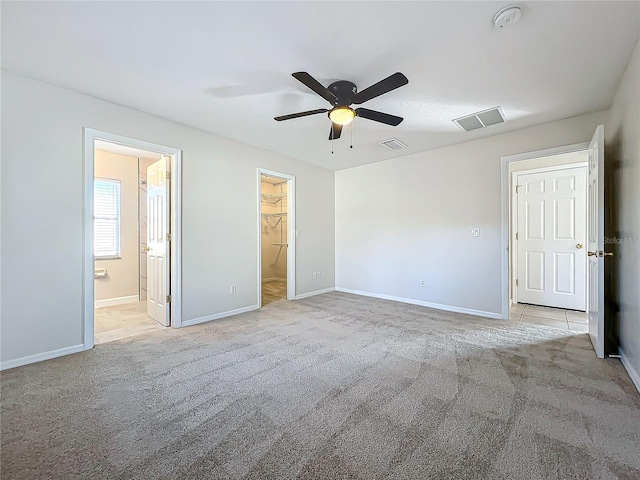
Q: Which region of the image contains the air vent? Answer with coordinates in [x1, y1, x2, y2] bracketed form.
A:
[453, 107, 506, 132]
[379, 138, 407, 150]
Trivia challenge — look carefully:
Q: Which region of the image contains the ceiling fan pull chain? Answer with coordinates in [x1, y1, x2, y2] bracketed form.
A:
[331, 127, 334, 154]
[350, 122, 353, 149]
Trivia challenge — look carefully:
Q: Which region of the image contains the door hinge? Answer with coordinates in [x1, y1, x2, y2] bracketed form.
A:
[166, 294, 171, 303]
[166, 233, 172, 241]
[516, 232, 519, 240]
[166, 171, 171, 180]
[516, 279, 519, 287]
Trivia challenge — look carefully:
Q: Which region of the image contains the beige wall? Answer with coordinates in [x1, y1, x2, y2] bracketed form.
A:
[605, 39, 640, 389]
[261, 181, 287, 281]
[94, 150, 139, 302]
[336, 110, 609, 316]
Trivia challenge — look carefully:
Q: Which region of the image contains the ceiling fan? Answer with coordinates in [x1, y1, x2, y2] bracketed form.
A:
[274, 72, 409, 140]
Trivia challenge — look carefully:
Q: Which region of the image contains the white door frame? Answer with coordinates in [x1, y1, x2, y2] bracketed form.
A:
[500, 142, 589, 320]
[511, 162, 588, 306]
[83, 128, 183, 350]
[257, 168, 296, 306]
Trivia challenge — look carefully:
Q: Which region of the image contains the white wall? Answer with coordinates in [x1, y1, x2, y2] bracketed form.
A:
[336, 110, 609, 317]
[94, 150, 139, 302]
[1, 71, 335, 366]
[605, 40, 640, 390]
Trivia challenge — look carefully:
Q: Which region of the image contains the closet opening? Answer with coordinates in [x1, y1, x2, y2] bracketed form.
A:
[257, 169, 296, 306]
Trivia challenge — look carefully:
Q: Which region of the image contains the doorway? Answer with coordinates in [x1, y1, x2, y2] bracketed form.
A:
[501, 126, 608, 358]
[508, 153, 589, 331]
[93, 141, 166, 343]
[83, 129, 182, 350]
[513, 163, 588, 310]
[257, 169, 296, 306]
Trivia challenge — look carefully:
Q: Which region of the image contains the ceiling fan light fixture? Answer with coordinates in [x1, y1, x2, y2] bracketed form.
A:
[329, 107, 356, 126]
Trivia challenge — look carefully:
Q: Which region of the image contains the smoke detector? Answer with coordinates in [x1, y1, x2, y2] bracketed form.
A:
[493, 5, 521, 29]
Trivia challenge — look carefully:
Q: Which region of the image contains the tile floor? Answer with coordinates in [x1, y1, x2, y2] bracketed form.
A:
[95, 301, 165, 344]
[510, 303, 589, 332]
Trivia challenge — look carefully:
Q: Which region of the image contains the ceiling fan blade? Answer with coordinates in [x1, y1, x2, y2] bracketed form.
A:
[329, 123, 343, 140]
[355, 108, 403, 126]
[352, 72, 408, 104]
[274, 108, 328, 121]
[292, 72, 338, 104]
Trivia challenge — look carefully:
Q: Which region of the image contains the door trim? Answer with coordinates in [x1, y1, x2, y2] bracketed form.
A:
[511, 162, 588, 306]
[83, 128, 183, 350]
[500, 142, 589, 320]
[257, 168, 296, 306]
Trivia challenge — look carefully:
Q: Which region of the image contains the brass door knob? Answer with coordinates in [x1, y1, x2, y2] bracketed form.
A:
[588, 251, 597, 256]
[576, 243, 584, 249]
[143, 246, 151, 252]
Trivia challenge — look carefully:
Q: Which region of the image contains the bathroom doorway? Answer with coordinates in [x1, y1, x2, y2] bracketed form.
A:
[93, 140, 169, 343]
[83, 128, 183, 351]
[258, 169, 296, 306]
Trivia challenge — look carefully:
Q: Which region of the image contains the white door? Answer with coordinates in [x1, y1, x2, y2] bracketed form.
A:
[516, 166, 587, 310]
[587, 125, 605, 358]
[147, 156, 170, 326]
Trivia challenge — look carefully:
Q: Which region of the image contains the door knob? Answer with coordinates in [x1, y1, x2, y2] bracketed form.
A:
[143, 246, 150, 252]
[588, 251, 597, 256]
[576, 243, 584, 249]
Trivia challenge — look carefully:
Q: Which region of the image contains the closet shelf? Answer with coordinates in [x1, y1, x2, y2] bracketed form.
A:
[261, 193, 287, 204]
[271, 243, 288, 246]
[262, 213, 287, 218]
[261, 193, 286, 199]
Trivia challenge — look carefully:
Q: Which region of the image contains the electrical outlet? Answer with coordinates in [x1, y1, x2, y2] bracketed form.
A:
[312, 272, 317, 280]
[317, 271, 321, 280]
[470, 227, 480, 237]
[230, 284, 236, 294]
[420, 280, 426, 287]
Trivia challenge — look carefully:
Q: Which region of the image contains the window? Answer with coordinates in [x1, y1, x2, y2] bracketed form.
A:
[94, 178, 121, 258]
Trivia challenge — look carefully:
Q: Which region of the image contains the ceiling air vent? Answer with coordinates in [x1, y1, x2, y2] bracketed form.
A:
[453, 107, 506, 132]
[379, 138, 407, 150]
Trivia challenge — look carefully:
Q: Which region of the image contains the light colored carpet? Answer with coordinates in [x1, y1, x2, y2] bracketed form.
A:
[2, 292, 639, 479]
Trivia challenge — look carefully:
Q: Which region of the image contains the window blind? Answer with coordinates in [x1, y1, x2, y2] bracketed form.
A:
[94, 178, 121, 258]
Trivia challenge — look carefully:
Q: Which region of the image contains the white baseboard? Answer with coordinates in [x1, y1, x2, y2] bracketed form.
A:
[263, 277, 286, 283]
[294, 287, 335, 300]
[1, 344, 85, 371]
[335, 287, 502, 320]
[95, 295, 139, 308]
[620, 349, 640, 394]
[181, 305, 260, 328]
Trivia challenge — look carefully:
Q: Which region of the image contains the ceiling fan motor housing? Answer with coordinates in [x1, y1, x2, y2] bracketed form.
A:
[328, 80, 357, 106]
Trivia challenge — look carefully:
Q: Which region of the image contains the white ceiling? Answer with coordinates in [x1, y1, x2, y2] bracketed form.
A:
[2, 2, 638, 171]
